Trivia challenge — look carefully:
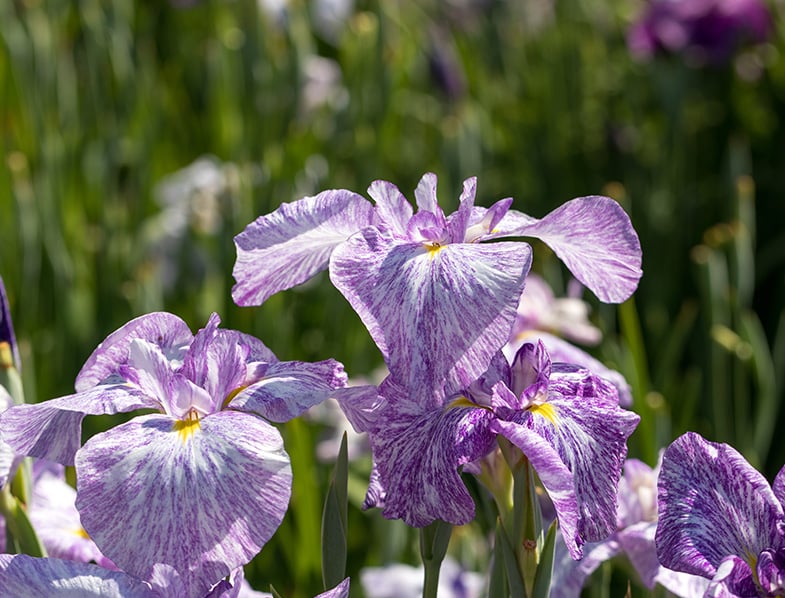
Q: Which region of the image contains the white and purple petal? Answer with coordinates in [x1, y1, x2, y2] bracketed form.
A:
[232, 189, 374, 306]
[0, 554, 155, 597]
[330, 228, 532, 395]
[656, 432, 785, 581]
[550, 534, 622, 598]
[505, 331, 632, 406]
[316, 577, 351, 598]
[367, 379, 495, 527]
[496, 196, 642, 303]
[76, 312, 193, 392]
[228, 359, 347, 422]
[75, 411, 291, 598]
[367, 180, 413, 236]
[0, 386, 157, 465]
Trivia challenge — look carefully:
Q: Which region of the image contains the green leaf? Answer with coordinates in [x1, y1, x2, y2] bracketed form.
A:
[321, 432, 348, 591]
[496, 518, 527, 598]
[0, 486, 46, 558]
[531, 520, 558, 598]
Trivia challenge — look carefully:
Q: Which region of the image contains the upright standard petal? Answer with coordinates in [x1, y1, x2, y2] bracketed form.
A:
[75, 411, 292, 598]
[232, 189, 374, 306]
[497, 196, 642, 303]
[0, 385, 157, 465]
[656, 432, 785, 581]
[0, 554, 156, 598]
[367, 180, 413, 236]
[76, 312, 193, 392]
[228, 359, 347, 422]
[330, 228, 532, 394]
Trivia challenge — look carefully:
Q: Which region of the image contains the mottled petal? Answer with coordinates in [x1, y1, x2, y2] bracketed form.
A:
[0, 386, 157, 465]
[490, 418, 581, 558]
[76, 411, 292, 597]
[367, 180, 413, 236]
[656, 432, 785, 579]
[229, 359, 347, 422]
[232, 190, 374, 306]
[498, 197, 642, 303]
[707, 556, 757, 597]
[0, 554, 155, 597]
[180, 315, 250, 410]
[330, 228, 532, 395]
[413, 172, 440, 213]
[550, 534, 621, 598]
[316, 577, 350, 598]
[332, 384, 384, 433]
[653, 567, 712, 598]
[368, 379, 495, 527]
[772, 463, 785, 509]
[76, 312, 193, 392]
[362, 462, 386, 510]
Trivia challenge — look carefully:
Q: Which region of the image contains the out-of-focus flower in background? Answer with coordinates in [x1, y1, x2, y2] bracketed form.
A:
[627, 0, 772, 66]
[360, 556, 484, 598]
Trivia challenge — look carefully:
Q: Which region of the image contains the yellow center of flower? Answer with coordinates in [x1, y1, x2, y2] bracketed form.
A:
[74, 527, 91, 539]
[222, 385, 247, 410]
[172, 409, 201, 443]
[424, 242, 444, 257]
[528, 402, 558, 425]
[0, 342, 13, 369]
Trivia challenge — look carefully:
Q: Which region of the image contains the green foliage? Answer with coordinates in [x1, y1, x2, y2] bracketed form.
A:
[2, 0, 785, 595]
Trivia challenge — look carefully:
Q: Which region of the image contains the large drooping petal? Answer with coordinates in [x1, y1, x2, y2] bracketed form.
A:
[330, 227, 532, 394]
[656, 432, 785, 581]
[76, 312, 194, 392]
[367, 378, 495, 527]
[0, 385, 157, 465]
[496, 196, 642, 303]
[75, 411, 292, 598]
[232, 189, 374, 306]
[0, 554, 156, 598]
[228, 359, 347, 422]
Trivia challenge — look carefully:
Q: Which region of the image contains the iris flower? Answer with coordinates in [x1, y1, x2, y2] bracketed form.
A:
[657, 432, 785, 596]
[233, 173, 641, 393]
[0, 312, 347, 597]
[550, 457, 709, 597]
[342, 341, 639, 558]
[0, 554, 351, 598]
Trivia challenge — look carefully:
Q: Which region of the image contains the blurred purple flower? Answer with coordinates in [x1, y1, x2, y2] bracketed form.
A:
[628, 0, 771, 65]
[0, 275, 20, 373]
[550, 456, 710, 597]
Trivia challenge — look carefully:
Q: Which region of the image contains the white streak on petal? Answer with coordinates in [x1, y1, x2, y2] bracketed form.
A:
[75, 412, 292, 597]
[232, 190, 374, 306]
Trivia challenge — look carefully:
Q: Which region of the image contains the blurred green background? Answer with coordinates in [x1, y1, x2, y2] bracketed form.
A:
[2, 0, 784, 595]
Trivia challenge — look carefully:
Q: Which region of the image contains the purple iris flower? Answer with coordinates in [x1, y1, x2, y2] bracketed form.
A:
[657, 432, 785, 596]
[628, 0, 771, 64]
[233, 173, 642, 394]
[0, 553, 351, 597]
[342, 340, 639, 558]
[0, 312, 347, 597]
[551, 457, 710, 596]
